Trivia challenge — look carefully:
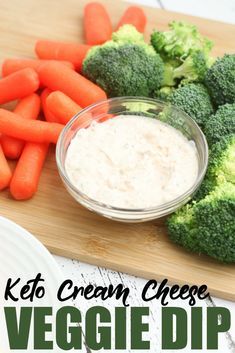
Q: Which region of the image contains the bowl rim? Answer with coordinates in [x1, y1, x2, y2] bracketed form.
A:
[56, 96, 209, 215]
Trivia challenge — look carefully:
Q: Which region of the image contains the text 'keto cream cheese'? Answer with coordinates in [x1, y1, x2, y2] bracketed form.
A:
[65, 115, 199, 209]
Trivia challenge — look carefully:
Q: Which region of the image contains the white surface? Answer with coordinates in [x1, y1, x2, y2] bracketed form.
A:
[126, 0, 235, 24]
[55, 256, 235, 352]
[53, 0, 235, 351]
[0, 217, 65, 352]
[0, 216, 63, 305]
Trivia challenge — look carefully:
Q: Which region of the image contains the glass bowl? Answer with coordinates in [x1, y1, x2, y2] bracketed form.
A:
[56, 97, 208, 223]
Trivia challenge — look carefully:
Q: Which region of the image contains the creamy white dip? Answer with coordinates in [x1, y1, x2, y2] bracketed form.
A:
[65, 115, 198, 209]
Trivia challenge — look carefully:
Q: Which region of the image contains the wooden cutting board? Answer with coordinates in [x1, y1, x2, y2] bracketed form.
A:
[1, 0, 235, 301]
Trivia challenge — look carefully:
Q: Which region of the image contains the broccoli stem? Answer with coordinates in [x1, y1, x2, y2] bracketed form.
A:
[173, 61, 191, 79]
[162, 64, 176, 86]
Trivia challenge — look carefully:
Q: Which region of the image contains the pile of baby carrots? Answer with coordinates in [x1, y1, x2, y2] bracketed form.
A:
[0, 2, 147, 200]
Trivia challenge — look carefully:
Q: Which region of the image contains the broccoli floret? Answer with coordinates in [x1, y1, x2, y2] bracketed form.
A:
[167, 204, 200, 252]
[83, 26, 164, 97]
[112, 24, 144, 44]
[168, 134, 235, 262]
[173, 51, 214, 84]
[169, 83, 214, 127]
[209, 135, 235, 185]
[151, 22, 214, 87]
[162, 51, 214, 86]
[154, 86, 175, 101]
[193, 184, 235, 262]
[204, 103, 235, 145]
[195, 134, 235, 200]
[205, 54, 235, 106]
[160, 57, 183, 87]
[151, 21, 213, 60]
[168, 183, 235, 262]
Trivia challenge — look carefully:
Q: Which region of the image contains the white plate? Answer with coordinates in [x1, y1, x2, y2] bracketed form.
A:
[0, 216, 64, 302]
[0, 216, 65, 352]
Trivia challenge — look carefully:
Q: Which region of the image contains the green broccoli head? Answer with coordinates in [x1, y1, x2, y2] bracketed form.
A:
[173, 50, 213, 84]
[167, 203, 200, 252]
[205, 54, 235, 106]
[112, 24, 145, 44]
[195, 134, 235, 200]
[83, 35, 164, 97]
[162, 50, 215, 87]
[169, 83, 214, 127]
[204, 103, 235, 145]
[154, 86, 175, 101]
[168, 183, 235, 262]
[151, 21, 213, 60]
[168, 134, 235, 262]
[206, 134, 235, 185]
[194, 183, 235, 262]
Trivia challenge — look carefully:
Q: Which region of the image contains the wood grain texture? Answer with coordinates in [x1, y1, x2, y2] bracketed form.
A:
[1, 0, 235, 301]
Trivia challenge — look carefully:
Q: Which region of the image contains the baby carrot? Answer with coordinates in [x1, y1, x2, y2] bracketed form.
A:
[72, 114, 93, 131]
[10, 142, 49, 200]
[1, 94, 41, 160]
[84, 2, 113, 45]
[38, 61, 107, 108]
[117, 6, 147, 33]
[0, 109, 64, 144]
[46, 91, 82, 125]
[47, 92, 113, 128]
[0, 144, 12, 190]
[2, 59, 75, 77]
[35, 41, 91, 72]
[0, 68, 39, 104]
[41, 88, 59, 123]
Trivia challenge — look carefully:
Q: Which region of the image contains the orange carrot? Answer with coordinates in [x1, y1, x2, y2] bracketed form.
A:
[1, 94, 41, 160]
[0, 109, 63, 144]
[47, 91, 114, 127]
[117, 6, 147, 33]
[0, 144, 12, 190]
[2, 59, 75, 77]
[38, 62, 107, 108]
[41, 88, 59, 123]
[10, 142, 49, 200]
[35, 41, 91, 72]
[46, 91, 82, 125]
[0, 68, 39, 104]
[73, 114, 93, 130]
[84, 2, 113, 45]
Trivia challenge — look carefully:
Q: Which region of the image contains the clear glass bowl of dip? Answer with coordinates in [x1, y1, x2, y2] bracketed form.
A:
[56, 97, 208, 223]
